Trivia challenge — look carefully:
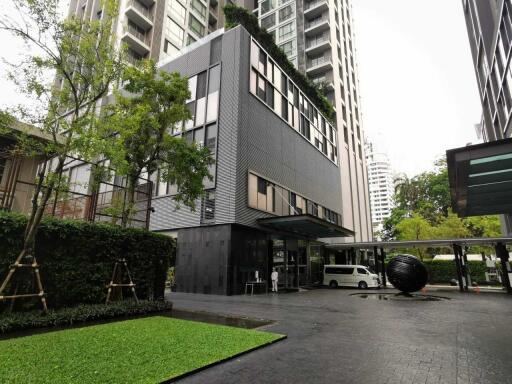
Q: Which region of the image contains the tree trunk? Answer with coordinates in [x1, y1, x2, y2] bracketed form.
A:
[121, 175, 138, 228]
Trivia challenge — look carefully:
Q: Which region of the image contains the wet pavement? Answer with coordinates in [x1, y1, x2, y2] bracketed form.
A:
[165, 288, 512, 384]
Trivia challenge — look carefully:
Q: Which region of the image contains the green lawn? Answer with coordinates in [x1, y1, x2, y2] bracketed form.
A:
[0, 316, 284, 384]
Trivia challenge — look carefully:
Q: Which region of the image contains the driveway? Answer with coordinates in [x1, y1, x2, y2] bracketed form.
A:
[166, 288, 512, 384]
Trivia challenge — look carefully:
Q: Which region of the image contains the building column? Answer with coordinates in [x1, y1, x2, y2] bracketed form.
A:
[495, 242, 512, 294]
[452, 244, 465, 292]
[380, 247, 387, 287]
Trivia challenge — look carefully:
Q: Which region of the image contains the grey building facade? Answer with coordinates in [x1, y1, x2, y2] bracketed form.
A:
[254, 0, 373, 243]
[152, 27, 355, 294]
[462, 0, 512, 234]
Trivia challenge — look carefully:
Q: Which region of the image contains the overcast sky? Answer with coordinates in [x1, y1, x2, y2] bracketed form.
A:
[352, 0, 482, 176]
[0, 0, 481, 177]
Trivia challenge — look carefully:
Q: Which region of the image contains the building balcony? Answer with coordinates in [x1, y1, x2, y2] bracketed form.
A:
[305, 36, 331, 56]
[125, 0, 153, 30]
[121, 24, 151, 55]
[209, 10, 218, 26]
[304, 0, 329, 19]
[304, 15, 330, 36]
[137, 0, 155, 6]
[306, 56, 332, 76]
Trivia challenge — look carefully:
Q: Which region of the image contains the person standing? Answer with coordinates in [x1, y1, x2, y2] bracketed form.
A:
[271, 268, 279, 292]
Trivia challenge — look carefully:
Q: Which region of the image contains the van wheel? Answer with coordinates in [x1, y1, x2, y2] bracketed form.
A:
[358, 281, 368, 289]
[329, 280, 338, 289]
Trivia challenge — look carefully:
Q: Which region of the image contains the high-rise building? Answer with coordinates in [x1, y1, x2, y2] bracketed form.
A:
[254, 0, 372, 242]
[365, 140, 394, 239]
[67, 0, 225, 65]
[462, 0, 512, 234]
[66, 0, 372, 242]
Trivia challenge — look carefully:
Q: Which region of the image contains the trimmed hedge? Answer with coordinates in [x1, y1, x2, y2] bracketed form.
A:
[0, 300, 172, 334]
[223, 4, 336, 122]
[0, 211, 173, 311]
[423, 260, 488, 284]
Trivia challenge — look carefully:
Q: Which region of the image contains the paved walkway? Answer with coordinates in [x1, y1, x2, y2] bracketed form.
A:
[166, 288, 512, 384]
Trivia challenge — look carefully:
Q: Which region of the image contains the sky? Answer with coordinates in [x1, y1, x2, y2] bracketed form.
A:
[351, 0, 482, 176]
[0, 0, 482, 177]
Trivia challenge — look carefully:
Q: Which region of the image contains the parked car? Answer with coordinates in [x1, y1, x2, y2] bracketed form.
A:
[323, 265, 380, 289]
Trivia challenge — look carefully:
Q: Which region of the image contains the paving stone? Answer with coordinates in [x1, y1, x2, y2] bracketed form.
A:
[165, 288, 512, 384]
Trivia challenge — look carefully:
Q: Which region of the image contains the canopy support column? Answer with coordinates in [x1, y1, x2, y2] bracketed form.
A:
[380, 247, 387, 287]
[452, 244, 465, 292]
[495, 242, 512, 294]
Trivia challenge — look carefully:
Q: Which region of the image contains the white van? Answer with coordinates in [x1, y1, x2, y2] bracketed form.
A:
[323, 265, 380, 289]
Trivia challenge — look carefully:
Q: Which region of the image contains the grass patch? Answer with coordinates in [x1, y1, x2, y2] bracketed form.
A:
[0, 316, 284, 383]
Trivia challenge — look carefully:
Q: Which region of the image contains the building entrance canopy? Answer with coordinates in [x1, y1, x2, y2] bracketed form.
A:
[258, 214, 354, 239]
[447, 138, 512, 217]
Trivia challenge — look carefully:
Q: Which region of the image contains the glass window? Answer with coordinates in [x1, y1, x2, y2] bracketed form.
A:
[278, 22, 295, 41]
[187, 34, 196, 46]
[194, 127, 205, 146]
[187, 75, 197, 102]
[357, 268, 368, 275]
[189, 14, 205, 36]
[279, 5, 294, 22]
[279, 40, 296, 56]
[164, 40, 180, 56]
[248, 173, 258, 208]
[191, 0, 207, 20]
[166, 17, 184, 46]
[195, 97, 206, 126]
[167, 0, 186, 24]
[261, 0, 276, 14]
[206, 92, 218, 123]
[185, 101, 195, 129]
[250, 68, 257, 94]
[261, 13, 276, 30]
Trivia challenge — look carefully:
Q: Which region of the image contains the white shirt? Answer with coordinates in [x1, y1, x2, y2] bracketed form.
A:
[271, 271, 278, 281]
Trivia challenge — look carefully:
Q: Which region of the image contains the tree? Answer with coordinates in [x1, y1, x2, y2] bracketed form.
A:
[434, 211, 470, 239]
[98, 61, 214, 227]
[0, 0, 123, 308]
[465, 215, 502, 238]
[395, 213, 435, 260]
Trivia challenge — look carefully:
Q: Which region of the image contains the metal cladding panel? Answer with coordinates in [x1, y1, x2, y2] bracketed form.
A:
[149, 196, 201, 231]
[233, 28, 343, 228]
[213, 28, 240, 225]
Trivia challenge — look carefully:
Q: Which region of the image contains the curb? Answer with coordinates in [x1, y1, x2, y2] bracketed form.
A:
[160, 334, 287, 383]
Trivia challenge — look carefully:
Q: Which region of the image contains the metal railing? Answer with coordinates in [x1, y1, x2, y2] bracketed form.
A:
[126, 0, 153, 21]
[306, 34, 330, 48]
[123, 23, 151, 46]
[305, 15, 329, 30]
[305, 0, 327, 10]
[307, 56, 332, 68]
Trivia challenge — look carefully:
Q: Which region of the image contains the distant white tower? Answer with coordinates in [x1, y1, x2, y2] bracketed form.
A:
[365, 139, 395, 240]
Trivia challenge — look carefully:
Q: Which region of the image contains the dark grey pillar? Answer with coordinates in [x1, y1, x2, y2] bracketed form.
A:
[495, 242, 512, 294]
[452, 244, 465, 292]
[380, 247, 387, 287]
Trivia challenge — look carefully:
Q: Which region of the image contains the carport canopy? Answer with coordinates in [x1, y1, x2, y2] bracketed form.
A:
[257, 214, 354, 239]
[447, 138, 512, 217]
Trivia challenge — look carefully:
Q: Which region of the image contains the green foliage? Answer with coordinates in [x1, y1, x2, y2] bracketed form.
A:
[0, 316, 284, 384]
[386, 157, 502, 241]
[0, 300, 172, 334]
[98, 60, 214, 225]
[423, 260, 487, 284]
[0, 211, 173, 310]
[223, 3, 335, 122]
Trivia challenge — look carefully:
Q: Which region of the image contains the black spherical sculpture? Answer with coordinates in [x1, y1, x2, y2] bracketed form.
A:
[386, 254, 428, 293]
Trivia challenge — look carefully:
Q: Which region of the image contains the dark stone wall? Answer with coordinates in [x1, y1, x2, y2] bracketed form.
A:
[229, 225, 270, 295]
[175, 225, 231, 295]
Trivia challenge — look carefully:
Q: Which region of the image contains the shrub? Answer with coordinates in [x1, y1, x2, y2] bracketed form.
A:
[0, 211, 174, 311]
[0, 300, 172, 334]
[223, 3, 335, 122]
[422, 259, 487, 284]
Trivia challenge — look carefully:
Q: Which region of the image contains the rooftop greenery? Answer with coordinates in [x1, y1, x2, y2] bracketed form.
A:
[223, 3, 336, 122]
